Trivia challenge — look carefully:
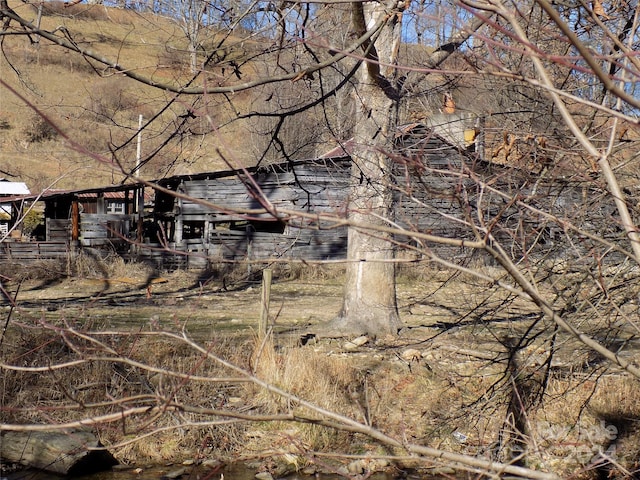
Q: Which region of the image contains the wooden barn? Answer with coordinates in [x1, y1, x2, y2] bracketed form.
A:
[140, 122, 591, 268]
[141, 157, 352, 268]
[0, 184, 144, 263]
[0, 119, 617, 269]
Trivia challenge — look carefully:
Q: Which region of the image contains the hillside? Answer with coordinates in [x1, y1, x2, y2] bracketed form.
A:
[3, 1, 637, 197]
[0, 2, 270, 192]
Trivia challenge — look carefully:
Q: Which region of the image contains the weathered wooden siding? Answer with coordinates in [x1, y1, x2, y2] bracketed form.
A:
[47, 218, 71, 242]
[79, 214, 134, 249]
[147, 159, 351, 265]
[0, 219, 71, 263]
[144, 149, 621, 269]
[0, 214, 135, 264]
[0, 241, 70, 262]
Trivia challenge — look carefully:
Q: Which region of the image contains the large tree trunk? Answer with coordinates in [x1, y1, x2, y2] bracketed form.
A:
[336, 115, 402, 336]
[330, 1, 404, 337]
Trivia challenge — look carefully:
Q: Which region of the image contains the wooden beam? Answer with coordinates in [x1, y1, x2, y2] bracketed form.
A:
[71, 201, 79, 241]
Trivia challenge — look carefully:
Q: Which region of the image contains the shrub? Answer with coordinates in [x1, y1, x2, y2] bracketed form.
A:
[24, 114, 58, 143]
[21, 209, 43, 238]
[86, 80, 137, 123]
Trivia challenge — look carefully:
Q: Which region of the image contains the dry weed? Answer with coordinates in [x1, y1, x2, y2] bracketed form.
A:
[71, 253, 155, 280]
[250, 335, 358, 413]
[23, 113, 58, 143]
[272, 263, 345, 281]
[4, 301, 640, 476]
[0, 259, 67, 282]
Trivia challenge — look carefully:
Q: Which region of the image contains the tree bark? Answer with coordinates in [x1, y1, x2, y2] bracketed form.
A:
[330, 1, 404, 337]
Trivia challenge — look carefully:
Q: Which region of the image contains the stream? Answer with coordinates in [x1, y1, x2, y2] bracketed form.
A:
[5, 465, 399, 480]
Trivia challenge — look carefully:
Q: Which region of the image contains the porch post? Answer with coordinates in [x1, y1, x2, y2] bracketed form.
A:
[71, 201, 79, 242]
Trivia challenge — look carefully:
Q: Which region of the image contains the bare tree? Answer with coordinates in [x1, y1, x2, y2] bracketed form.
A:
[3, 0, 640, 476]
[175, 0, 209, 74]
[325, 1, 404, 336]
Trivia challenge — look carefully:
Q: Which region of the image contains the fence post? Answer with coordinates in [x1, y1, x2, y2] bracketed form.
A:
[259, 268, 272, 338]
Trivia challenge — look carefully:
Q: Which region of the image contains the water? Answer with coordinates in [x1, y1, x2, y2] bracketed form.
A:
[6, 464, 397, 480]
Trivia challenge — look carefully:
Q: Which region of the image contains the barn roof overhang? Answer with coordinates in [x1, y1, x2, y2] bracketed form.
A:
[151, 156, 352, 189]
[0, 181, 30, 196]
[0, 182, 144, 204]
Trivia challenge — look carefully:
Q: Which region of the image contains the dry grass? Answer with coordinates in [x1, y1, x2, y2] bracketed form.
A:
[72, 253, 156, 279]
[0, 255, 182, 284]
[0, 259, 66, 282]
[0, 1, 253, 191]
[251, 336, 359, 411]
[3, 270, 640, 477]
[1, 323, 451, 465]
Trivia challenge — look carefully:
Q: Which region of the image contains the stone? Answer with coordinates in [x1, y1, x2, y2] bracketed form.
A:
[202, 459, 224, 470]
[255, 472, 274, 480]
[346, 459, 368, 475]
[0, 430, 118, 475]
[343, 335, 370, 349]
[401, 348, 423, 362]
[161, 467, 189, 479]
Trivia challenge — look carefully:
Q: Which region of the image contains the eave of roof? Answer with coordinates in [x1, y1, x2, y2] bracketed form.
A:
[0, 182, 30, 196]
[0, 182, 143, 204]
[152, 156, 352, 187]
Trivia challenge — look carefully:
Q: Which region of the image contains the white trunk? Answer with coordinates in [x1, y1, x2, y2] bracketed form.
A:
[332, 1, 403, 337]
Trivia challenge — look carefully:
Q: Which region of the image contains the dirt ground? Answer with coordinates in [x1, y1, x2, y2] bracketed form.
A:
[2, 268, 448, 334]
[2, 266, 640, 478]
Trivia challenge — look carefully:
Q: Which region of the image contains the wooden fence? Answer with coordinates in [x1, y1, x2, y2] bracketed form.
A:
[0, 240, 70, 262]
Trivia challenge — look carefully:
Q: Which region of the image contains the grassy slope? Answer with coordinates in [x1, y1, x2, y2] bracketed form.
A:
[0, 2, 250, 192]
[2, 2, 636, 194]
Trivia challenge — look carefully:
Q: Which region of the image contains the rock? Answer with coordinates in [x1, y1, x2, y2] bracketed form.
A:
[429, 466, 457, 475]
[346, 457, 389, 474]
[347, 459, 366, 475]
[301, 465, 318, 475]
[343, 335, 370, 350]
[0, 430, 118, 475]
[202, 459, 224, 470]
[374, 458, 389, 469]
[161, 467, 189, 479]
[255, 472, 274, 480]
[271, 457, 298, 477]
[336, 466, 350, 476]
[401, 348, 422, 362]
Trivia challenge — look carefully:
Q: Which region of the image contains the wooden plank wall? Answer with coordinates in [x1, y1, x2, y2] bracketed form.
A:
[145, 151, 620, 269]
[47, 218, 71, 242]
[167, 161, 351, 262]
[80, 214, 134, 249]
[0, 218, 70, 263]
[0, 241, 69, 262]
